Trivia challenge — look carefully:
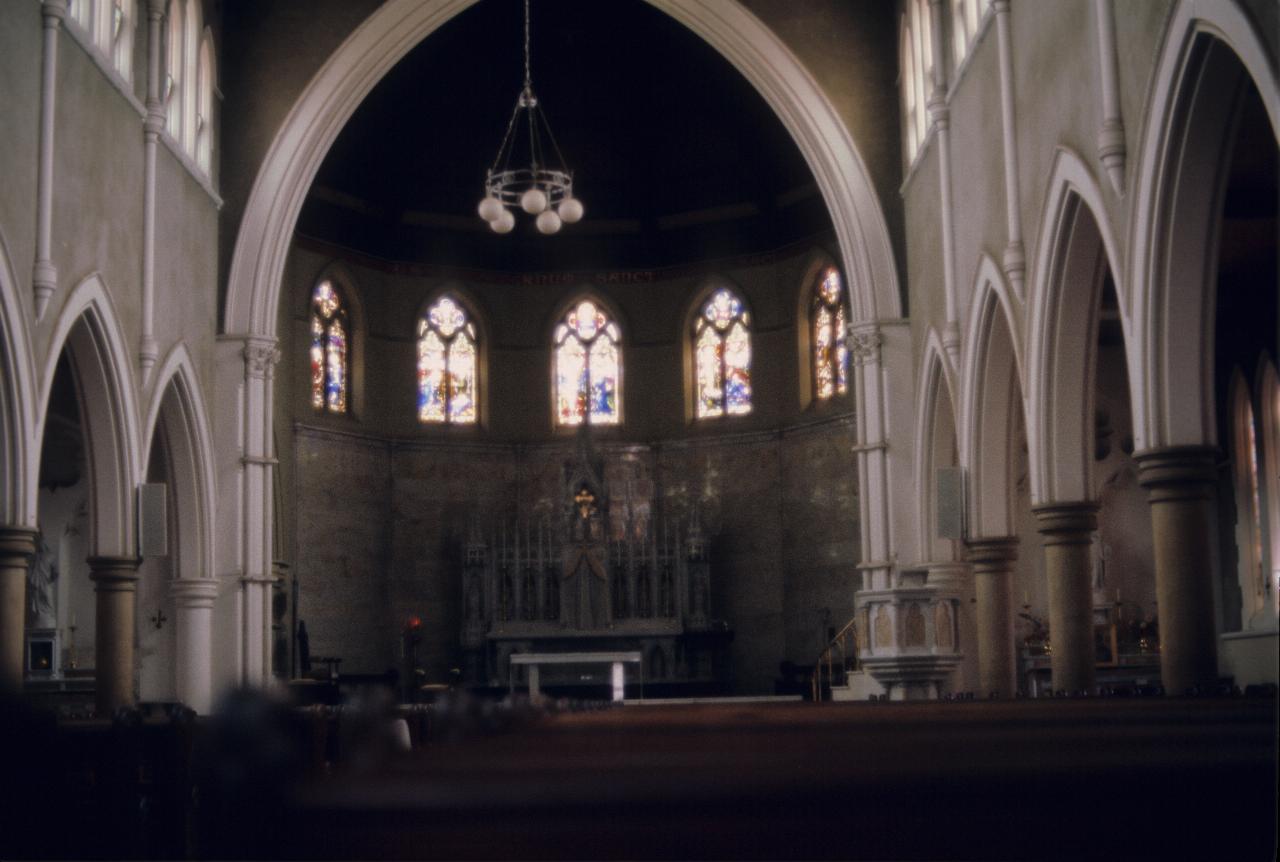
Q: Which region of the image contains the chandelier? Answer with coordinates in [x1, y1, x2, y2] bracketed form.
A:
[477, 0, 584, 235]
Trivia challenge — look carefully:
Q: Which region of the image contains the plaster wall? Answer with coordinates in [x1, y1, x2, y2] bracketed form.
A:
[0, 2, 42, 294]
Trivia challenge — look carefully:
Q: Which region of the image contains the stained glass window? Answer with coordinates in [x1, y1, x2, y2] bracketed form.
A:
[555, 300, 620, 426]
[417, 295, 477, 425]
[812, 268, 850, 401]
[310, 280, 349, 414]
[694, 288, 752, 419]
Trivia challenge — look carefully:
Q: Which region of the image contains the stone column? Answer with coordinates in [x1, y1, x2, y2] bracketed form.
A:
[1136, 447, 1219, 694]
[171, 578, 219, 713]
[1033, 502, 1099, 694]
[0, 527, 38, 694]
[89, 556, 140, 714]
[967, 538, 1018, 697]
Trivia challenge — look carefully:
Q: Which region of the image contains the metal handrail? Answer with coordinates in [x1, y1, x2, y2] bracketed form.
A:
[810, 616, 860, 702]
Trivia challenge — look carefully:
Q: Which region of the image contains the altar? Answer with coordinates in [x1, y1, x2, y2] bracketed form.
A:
[459, 428, 733, 696]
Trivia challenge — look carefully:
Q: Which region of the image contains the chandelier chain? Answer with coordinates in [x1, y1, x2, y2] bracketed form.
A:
[524, 0, 532, 92]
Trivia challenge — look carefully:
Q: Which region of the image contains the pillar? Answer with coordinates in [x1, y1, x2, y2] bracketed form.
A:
[89, 556, 140, 715]
[1136, 447, 1219, 694]
[1034, 502, 1099, 693]
[171, 577, 219, 713]
[0, 527, 38, 694]
[967, 538, 1018, 697]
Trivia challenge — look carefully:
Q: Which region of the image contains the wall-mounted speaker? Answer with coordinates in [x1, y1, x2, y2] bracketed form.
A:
[137, 483, 168, 557]
[936, 467, 965, 540]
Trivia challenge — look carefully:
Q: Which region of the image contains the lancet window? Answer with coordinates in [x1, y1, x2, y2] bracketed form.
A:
[554, 300, 621, 426]
[812, 267, 850, 401]
[417, 295, 477, 425]
[694, 288, 752, 418]
[310, 280, 349, 414]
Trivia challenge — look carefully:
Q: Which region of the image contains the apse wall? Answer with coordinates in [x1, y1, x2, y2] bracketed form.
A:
[277, 240, 861, 694]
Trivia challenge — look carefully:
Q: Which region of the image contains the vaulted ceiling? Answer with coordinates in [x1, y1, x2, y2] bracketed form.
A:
[297, 0, 837, 271]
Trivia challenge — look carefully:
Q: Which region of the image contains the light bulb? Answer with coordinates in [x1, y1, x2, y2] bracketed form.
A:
[478, 195, 504, 222]
[491, 209, 515, 234]
[536, 209, 562, 234]
[558, 197, 584, 223]
[520, 187, 548, 214]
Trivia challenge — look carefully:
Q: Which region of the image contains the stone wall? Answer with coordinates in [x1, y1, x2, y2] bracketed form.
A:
[293, 416, 858, 694]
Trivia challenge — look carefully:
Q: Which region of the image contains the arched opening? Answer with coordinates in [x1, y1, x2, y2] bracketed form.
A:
[961, 283, 1032, 697]
[1129, 14, 1277, 689]
[34, 293, 141, 714]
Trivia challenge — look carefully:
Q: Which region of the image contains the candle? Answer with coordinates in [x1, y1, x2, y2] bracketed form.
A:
[1115, 587, 1121, 604]
[70, 611, 76, 628]
[1023, 590, 1030, 606]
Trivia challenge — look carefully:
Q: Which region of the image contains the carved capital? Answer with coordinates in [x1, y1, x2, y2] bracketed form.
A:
[849, 326, 882, 366]
[243, 338, 281, 380]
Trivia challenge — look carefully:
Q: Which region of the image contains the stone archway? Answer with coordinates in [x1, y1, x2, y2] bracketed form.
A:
[37, 275, 143, 713]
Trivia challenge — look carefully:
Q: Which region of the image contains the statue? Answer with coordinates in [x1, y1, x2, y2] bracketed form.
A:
[562, 486, 610, 629]
[27, 532, 57, 629]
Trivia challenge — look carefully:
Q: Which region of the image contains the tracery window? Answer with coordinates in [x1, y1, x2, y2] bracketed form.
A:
[195, 35, 214, 172]
[417, 296, 477, 425]
[901, 0, 934, 165]
[554, 300, 620, 426]
[950, 0, 985, 71]
[812, 267, 850, 401]
[694, 288, 752, 418]
[67, 0, 134, 82]
[164, 3, 183, 142]
[310, 281, 349, 414]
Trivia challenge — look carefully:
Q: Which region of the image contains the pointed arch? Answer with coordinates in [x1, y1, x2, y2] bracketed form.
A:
[223, 0, 900, 339]
[913, 328, 960, 562]
[1026, 148, 1132, 505]
[551, 294, 623, 428]
[0, 229, 38, 528]
[416, 288, 486, 426]
[37, 274, 143, 557]
[1128, 0, 1279, 451]
[143, 343, 217, 582]
[685, 279, 753, 421]
[959, 262, 1026, 539]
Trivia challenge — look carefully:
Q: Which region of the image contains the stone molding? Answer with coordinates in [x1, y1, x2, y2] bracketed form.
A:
[87, 556, 142, 591]
[965, 537, 1019, 568]
[1032, 502, 1100, 546]
[170, 577, 219, 608]
[1134, 445, 1218, 502]
[0, 526, 39, 562]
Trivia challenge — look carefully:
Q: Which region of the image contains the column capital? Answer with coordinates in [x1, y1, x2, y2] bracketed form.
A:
[41, 0, 68, 23]
[1135, 445, 1218, 501]
[243, 336, 281, 380]
[849, 324, 883, 366]
[991, 0, 1011, 12]
[0, 526, 39, 562]
[88, 556, 141, 591]
[170, 577, 219, 608]
[147, 0, 166, 19]
[1032, 501, 1099, 544]
[966, 537, 1019, 567]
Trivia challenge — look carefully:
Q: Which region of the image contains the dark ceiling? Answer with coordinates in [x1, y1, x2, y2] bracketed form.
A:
[298, 0, 835, 271]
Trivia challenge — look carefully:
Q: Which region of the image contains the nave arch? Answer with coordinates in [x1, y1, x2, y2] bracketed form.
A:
[1025, 149, 1132, 507]
[35, 274, 143, 713]
[222, 0, 901, 339]
[139, 347, 219, 712]
[37, 274, 142, 559]
[1128, 0, 1279, 451]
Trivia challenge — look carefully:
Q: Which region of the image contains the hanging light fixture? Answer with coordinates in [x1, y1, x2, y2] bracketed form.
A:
[477, 0, 583, 235]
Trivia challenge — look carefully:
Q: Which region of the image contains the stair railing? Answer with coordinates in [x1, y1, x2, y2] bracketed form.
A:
[810, 616, 860, 702]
